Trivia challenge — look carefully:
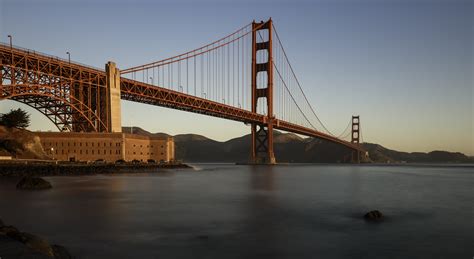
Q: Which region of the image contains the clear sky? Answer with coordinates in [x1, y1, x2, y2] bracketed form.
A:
[1, 0, 473, 155]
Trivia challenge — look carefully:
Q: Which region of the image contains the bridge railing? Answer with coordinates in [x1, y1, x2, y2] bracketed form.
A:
[0, 42, 104, 72]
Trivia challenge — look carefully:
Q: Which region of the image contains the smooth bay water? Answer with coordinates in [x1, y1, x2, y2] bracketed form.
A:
[0, 164, 473, 258]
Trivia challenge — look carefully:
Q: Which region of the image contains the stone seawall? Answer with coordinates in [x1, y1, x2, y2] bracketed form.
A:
[0, 162, 191, 177]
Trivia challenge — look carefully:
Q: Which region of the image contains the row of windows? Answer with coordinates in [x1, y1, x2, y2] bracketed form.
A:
[126, 152, 165, 156]
[130, 144, 166, 148]
[49, 149, 166, 156]
[132, 152, 152, 155]
[52, 149, 121, 155]
[43, 142, 122, 148]
[43, 141, 171, 149]
[132, 144, 164, 148]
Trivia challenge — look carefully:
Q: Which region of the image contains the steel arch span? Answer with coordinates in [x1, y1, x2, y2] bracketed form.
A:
[1, 84, 105, 132]
[0, 45, 110, 132]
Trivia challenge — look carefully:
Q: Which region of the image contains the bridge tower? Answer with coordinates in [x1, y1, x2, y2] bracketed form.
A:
[251, 19, 276, 164]
[351, 115, 360, 163]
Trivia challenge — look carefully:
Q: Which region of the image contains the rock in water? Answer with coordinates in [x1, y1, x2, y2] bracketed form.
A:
[0, 220, 72, 258]
[0, 225, 24, 242]
[364, 210, 384, 221]
[21, 232, 55, 258]
[16, 177, 52, 190]
[52, 244, 73, 259]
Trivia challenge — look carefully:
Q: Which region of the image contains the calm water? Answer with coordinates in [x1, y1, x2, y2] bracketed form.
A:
[0, 164, 473, 258]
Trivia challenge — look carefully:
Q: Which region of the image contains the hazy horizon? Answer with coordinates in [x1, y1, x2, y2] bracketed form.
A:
[1, 0, 472, 155]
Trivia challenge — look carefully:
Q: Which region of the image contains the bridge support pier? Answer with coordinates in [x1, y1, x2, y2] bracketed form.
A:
[105, 61, 122, 133]
[351, 151, 360, 163]
[251, 122, 276, 164]
[250, 19, 276, 165]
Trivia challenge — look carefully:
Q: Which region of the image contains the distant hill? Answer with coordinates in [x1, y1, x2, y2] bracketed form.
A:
[122, 127, 170, 139]
[175, 131, 353, 163]
[123, 126, 473, 164]
[363, 143, 472, 163]
[122, 127, 351, 162]
[1, 125, 469, 163]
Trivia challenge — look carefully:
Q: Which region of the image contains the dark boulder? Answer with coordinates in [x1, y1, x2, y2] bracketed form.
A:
[52, 244, 73, 259]
[22, 232, 55, 258]
[0, 226, 54, 257]
[0, 220, 73, 258]
[0, 225, 24, 242]
[16, 176, 52, 190]
[364, 210, 384, 221]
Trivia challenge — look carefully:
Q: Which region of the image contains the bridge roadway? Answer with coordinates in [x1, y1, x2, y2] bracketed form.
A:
[0, 43, 364, 152]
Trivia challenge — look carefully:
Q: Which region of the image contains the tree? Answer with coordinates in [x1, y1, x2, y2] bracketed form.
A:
[0, 108, 30, 129]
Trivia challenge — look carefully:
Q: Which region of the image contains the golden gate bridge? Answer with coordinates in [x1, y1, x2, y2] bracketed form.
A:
[0, 19, 366, 164]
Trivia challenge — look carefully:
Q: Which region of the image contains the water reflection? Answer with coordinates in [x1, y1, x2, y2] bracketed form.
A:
[0, 165, 472, 258]
[242, 166, 288, 257]
[347, 166, 362, 209]
[249, 165, 275, 191]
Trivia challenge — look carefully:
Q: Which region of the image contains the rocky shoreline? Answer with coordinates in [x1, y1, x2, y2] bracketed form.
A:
[0, 162, 192, 177]
[0, 219, 72, 258]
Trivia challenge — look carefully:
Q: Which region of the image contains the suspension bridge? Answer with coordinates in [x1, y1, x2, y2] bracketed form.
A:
[0, 19, 366, 164]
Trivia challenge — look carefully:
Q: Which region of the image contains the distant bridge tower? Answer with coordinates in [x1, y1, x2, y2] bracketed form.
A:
[351, 115, 360, 163]
[351, 115, 360, 144]
[251, 19, 276, 164]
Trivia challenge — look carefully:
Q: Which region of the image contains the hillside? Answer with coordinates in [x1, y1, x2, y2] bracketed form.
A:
[173, 131, 354, 163]
[124, 127, 472, 163]
[1, 125, 469, 163]
[124, 127, 474, 163]
[122, 126, 170, 139]
[363, 143, 472, 163]
[0, 126, 49, 159]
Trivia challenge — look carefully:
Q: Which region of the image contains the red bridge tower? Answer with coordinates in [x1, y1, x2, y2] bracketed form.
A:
[251, 19, 276, 164]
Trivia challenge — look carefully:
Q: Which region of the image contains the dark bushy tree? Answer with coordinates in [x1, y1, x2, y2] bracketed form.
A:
[0, 108, 30, 129]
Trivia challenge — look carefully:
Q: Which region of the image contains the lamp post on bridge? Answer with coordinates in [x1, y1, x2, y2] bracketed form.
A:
[150, 77, 153, 85]
[7, 35, 12, 49]
[178, 85, 183, 92]
[66, 51, 70, 64]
